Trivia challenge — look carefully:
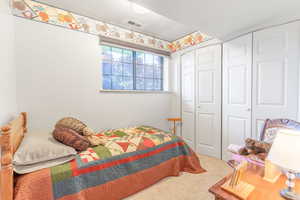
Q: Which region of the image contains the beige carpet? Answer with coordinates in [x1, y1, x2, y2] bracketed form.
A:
[125, 154, 232, 200]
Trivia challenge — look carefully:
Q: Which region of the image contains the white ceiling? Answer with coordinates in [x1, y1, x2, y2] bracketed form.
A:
[132, 0, 300, 40]
[35, 0, 198, 41]
[34, 0, 300, 42]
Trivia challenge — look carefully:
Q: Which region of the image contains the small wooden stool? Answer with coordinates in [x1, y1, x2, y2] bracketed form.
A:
[167, 118, 182, 135]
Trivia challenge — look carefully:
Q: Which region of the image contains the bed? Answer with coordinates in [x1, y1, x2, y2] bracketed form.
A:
[0, 113, 205, 200]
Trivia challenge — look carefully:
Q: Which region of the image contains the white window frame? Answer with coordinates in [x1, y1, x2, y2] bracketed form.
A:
[99, 42, 170, 93]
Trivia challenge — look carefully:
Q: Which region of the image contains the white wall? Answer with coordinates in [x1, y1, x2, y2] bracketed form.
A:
[15, 18, 172, 132]
[0, 0, 17, 126]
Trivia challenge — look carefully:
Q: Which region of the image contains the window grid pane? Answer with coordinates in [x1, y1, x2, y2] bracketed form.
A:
[145, 54, 153, 65]
[112, 75, 123, 90]
[102, 45, 164, 91]
[136, 52, 144, 64]
[145, 65, 154, 78]
[112, 62, 122, 75]
[123, 63, 133, 77]
[123, 50, 133, 64]
[103, 75, 112, 90]
[102, 46, 112, 61]
[112, 47, 122, 62]
[136, 64, 144, 78]
[103, 61, 112, 75]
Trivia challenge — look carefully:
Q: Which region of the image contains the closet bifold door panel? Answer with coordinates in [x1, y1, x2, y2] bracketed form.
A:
[181, 51, 196, 149]
[195, 45, 222, 158]
[252, 22, 300, 139]
[222, 34, 253, 160]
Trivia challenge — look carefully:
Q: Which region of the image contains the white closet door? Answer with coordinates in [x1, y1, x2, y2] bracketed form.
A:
[195, 45, 222, 158]
[181, 51, 195, 149]
[222, 34, 253, 160]
[252, 22, 300, 139]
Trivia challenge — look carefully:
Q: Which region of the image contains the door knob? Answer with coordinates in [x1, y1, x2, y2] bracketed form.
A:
[246, 108, 251, 111]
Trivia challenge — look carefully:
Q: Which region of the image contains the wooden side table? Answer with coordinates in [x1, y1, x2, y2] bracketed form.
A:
[167, 118, 181, 135]
[209, 164, 300, 200]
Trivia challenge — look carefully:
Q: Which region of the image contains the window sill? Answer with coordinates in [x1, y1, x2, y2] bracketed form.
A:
[99, 90, 172, 94]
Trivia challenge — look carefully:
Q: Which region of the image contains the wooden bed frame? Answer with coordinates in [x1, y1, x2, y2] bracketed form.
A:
[0, 112, 27, 200]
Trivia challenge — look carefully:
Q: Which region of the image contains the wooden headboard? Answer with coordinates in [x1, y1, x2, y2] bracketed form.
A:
[0, 112, 27, 200]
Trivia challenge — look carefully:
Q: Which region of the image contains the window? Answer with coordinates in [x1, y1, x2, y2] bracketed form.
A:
[102, 45, 164, 91]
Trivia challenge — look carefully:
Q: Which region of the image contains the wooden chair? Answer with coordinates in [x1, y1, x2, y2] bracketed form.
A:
[227, 118, 300, 168]
[167, 118, 182, 135]
[260, 118, 300, 142]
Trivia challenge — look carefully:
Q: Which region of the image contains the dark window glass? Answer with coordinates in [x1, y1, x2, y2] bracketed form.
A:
[112, 47, 123, 62]
[123, 76, 134, 90]
[154, 67, 162, 79]
[136, 65, 144, 78]
[136, 52, 144, 64]
[112, 76, 123, 90]
[112, 62, 122, 75]
[123, 50, 133, 63]
[136, 78, 145, 90]
[103, 75, 112, 89]
[145, 54, 153, 65]
[123, 63, 133, 76]
[102, 62, 112, 75]
[102, 45, 164, 91]
[102, 46, 112, 61]
[154, 79, 162, 90]
[153, 55, 161, 66]
[145, 66, 154, 78]
[145, 78, 154, 90]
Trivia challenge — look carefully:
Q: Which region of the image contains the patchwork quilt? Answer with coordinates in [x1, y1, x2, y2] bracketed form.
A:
[14, 126, 205, 200]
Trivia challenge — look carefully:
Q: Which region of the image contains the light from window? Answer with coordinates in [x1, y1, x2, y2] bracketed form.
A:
[102, 45, 164, 91]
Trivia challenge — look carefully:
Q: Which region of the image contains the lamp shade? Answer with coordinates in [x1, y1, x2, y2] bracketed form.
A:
[267, 129, 300, 172]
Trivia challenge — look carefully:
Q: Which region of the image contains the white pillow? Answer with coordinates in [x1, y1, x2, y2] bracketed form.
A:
[13, 131, 77, 174]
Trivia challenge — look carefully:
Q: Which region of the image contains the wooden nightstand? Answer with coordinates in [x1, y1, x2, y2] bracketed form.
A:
[209, 164, 300, 200]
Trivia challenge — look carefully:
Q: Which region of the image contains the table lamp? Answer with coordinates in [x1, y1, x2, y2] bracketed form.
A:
[267, 129, 300, 200]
